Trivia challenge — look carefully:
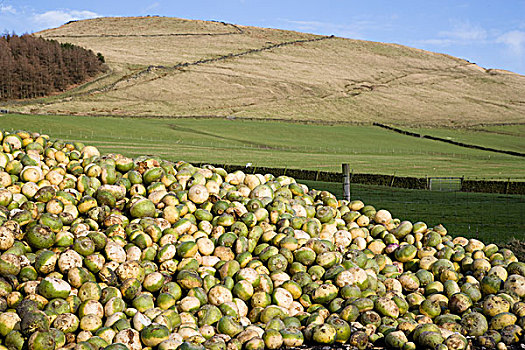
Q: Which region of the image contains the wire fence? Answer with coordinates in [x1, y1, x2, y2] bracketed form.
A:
[428, 177, 463, 192]
[301, 180, 525, 245]
[2, 126, 523, 244]
[15, 127, 508, 163]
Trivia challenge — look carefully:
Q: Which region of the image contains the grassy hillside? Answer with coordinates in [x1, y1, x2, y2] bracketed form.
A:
[3, 16, 525, 126]
[3, 113, 524, 180]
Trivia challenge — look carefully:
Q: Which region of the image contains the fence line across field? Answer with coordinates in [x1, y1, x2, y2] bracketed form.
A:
[428, 177, 463, 192]
[5, 126, 524, 242]
[24, 128, 502, 161]
[8, 127, 524, 188]
[328, 178, 524, 242]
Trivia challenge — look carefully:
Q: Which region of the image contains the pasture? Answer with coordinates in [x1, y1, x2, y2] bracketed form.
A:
[2, 113, 524, 248]
[303, 181, 525, 246]
[406, 124, 525, 154]
[3, 113, 524, 180]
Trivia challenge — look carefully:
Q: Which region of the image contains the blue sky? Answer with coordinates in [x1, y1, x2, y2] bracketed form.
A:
[1, 0, 524, 75]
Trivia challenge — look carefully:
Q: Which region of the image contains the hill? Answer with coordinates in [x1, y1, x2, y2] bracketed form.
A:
[4, 16, 525, 126]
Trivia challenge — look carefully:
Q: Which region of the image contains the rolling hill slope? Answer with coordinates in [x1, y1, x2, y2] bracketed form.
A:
[5, 16, 525, 126]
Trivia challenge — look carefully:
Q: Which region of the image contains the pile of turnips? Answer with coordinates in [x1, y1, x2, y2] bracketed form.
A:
[0, 129, 524, 350]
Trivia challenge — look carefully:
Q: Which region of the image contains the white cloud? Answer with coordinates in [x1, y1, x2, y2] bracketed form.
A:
[497, 30, 525, 56]
[280, 19, 371, 39]
[417, 20, 488, 47]
[415, 21, 525, 73]
[32, 10, 100, 29]
[418, 39, 455, 46]
[439, 20, 487, 41]
[285, 20, 334, 33]
[144, 2, 160, 11]
[0, 4, 16, 14]
[281, 15, 402, 41]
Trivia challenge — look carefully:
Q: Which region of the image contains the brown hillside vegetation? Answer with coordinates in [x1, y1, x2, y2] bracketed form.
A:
[6, 16, 525, 126]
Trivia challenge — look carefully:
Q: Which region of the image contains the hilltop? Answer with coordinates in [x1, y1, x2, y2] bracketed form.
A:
[5, 16, 525, 126]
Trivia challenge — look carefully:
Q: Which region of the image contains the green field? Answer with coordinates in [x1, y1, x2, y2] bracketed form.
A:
[1, 113, 524, 249]
[3, 113, 525, 180]
[406, 125, 525, 154]
[303, 181, 525, 247]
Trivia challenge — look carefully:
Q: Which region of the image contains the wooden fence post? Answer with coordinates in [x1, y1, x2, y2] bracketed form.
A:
[342, 163, 350, 201]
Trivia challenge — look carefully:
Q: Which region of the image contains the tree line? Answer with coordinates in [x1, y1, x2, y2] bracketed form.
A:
[0, 34, 107, 100]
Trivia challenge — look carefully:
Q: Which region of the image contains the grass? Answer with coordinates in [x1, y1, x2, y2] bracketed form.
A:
[0, 16, 523, 252]
[406, 125, 525, 153]
[302, 180, 525, 246]
[2, 113, 524, 248]
[2, 113, 525, 180]
[3, 16, 525, 126]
